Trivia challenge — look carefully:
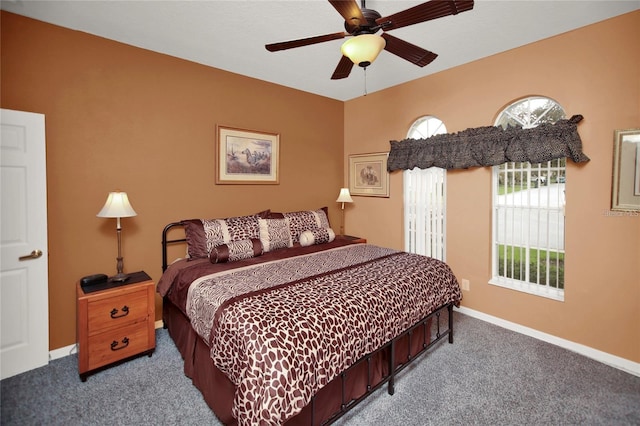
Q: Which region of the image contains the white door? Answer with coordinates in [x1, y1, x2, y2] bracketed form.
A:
[0, 109, 49, 379]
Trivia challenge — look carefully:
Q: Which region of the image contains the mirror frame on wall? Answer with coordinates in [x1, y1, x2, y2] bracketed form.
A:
[611, 128, 640, 211]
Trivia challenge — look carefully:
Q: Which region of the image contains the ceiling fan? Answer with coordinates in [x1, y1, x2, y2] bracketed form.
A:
[265, 0, 474, 80]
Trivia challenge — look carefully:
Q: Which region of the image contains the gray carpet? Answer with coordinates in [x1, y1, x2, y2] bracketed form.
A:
[2, 312, 639, 425]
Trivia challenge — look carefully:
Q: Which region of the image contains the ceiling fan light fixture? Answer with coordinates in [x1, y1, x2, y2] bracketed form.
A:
[341, 34, 386, 68]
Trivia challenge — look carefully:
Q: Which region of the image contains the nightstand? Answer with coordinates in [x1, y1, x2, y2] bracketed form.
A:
[76, 271, 155, 381]
[337, 235, 367, 244]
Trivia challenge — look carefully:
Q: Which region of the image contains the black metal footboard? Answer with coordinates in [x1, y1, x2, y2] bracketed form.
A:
[319, 302, 454, 425]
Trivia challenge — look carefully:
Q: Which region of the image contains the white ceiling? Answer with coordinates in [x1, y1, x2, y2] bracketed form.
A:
[2, 0, 638, 101]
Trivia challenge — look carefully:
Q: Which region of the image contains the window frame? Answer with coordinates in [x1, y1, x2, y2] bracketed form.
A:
[490, 96, 567, 301]
[403, 116, 447, 261]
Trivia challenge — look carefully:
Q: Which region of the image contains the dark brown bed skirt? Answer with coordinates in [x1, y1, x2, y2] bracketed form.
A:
[163, 298, 448, 425]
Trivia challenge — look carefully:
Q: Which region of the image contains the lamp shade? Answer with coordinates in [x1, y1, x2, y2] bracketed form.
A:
[341, 34, 386, 67]
[336, 188, 354, 203]
[97, 191, 137, 218]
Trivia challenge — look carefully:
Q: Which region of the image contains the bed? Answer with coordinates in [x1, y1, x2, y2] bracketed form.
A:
[157, 208, 462, 425]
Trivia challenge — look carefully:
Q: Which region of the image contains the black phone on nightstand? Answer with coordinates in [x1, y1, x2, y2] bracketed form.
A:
[80, 273, 108, 288]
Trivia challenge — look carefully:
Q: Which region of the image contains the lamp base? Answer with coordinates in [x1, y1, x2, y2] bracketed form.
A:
[109, 273, 130, 283]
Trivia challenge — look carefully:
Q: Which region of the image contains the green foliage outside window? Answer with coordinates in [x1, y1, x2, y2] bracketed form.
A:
[497, 244, 564, 289]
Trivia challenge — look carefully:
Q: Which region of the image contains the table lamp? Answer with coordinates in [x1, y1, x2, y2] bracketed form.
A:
[336, 188, 354, 235]
[97, 191, 137, 282]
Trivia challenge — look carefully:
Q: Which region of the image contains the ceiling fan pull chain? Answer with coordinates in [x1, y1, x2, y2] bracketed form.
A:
[364, 67, 368, 96]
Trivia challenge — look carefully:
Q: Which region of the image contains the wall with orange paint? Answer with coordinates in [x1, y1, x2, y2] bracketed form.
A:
[344, 12, 640, 363]
[1, 12, 344, 351]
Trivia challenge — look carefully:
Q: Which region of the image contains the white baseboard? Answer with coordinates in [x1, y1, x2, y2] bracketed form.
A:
[455, 306, 640, 378]
[49, 320, 165, 362]
[49, 344, 76, 361]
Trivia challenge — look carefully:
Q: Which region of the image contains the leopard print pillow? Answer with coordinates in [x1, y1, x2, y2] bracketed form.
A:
[281, 208, 330, 244]
[182, 210, 269, 259]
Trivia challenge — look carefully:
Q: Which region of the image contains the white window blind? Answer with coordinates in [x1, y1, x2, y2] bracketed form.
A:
[404, 168, 446, 260]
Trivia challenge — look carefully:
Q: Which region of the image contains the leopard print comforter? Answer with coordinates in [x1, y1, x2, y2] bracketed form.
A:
[186, 244, 461, 425]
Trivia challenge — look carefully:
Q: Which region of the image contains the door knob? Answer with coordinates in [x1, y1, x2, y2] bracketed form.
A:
[19, 249, 43, 261]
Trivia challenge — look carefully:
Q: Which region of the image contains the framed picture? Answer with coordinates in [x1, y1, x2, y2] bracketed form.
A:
[611, 128, 640, 211]
[216, 125, 279, 184]
[349, 152, 389, 197]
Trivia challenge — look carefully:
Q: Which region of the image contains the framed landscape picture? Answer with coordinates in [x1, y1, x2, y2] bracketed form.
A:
[349, 152, 389, 197]
[216, 125, 279, 184]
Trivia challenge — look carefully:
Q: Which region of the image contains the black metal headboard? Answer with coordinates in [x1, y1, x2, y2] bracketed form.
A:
[162, 222, 186, 272]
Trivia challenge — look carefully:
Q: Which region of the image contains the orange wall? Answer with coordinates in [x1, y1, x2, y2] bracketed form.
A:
[1, 12, 344, 350]
[344, 12, 640, 363]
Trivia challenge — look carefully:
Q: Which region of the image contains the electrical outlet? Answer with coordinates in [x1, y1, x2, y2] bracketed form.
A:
[461, 279, 470, 291]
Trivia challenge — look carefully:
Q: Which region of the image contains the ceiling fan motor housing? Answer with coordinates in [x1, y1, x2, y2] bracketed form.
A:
[344, 8, 382, 35]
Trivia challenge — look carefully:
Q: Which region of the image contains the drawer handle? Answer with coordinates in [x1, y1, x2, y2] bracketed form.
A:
[110, 337, 130, 351]
[110, 305, 129, 319]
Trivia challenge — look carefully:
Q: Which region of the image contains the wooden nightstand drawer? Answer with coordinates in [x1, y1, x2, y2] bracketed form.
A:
[87, 288, 149, 334]
[87, 321, 152, 371]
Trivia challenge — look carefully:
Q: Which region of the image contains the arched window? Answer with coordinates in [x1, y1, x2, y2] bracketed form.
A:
[491, 96, 566, 300]
[404, 116, 447, 260]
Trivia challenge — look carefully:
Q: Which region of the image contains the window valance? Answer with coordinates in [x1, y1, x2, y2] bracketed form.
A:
[387, 114, 589, 171]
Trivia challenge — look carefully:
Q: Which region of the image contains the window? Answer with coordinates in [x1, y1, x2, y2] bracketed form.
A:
[404, 116, 447, 261]
[491, 96, 566, 300]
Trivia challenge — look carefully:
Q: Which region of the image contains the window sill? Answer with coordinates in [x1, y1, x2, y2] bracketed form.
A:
[489, 276, 564, 302]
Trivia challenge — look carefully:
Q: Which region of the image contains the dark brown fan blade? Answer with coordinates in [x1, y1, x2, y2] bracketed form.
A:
[266, 32, 348, 52]
[329, 0, 367, 31]
[376, 0, 474, 31]
[381, 33, 437, 67]
[331, 55, 354, 80]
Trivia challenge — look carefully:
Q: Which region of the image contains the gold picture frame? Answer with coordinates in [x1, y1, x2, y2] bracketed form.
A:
[216, 125, 279, 184]
[349, 152, 389, 197]
[611, 128, 640, 211]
